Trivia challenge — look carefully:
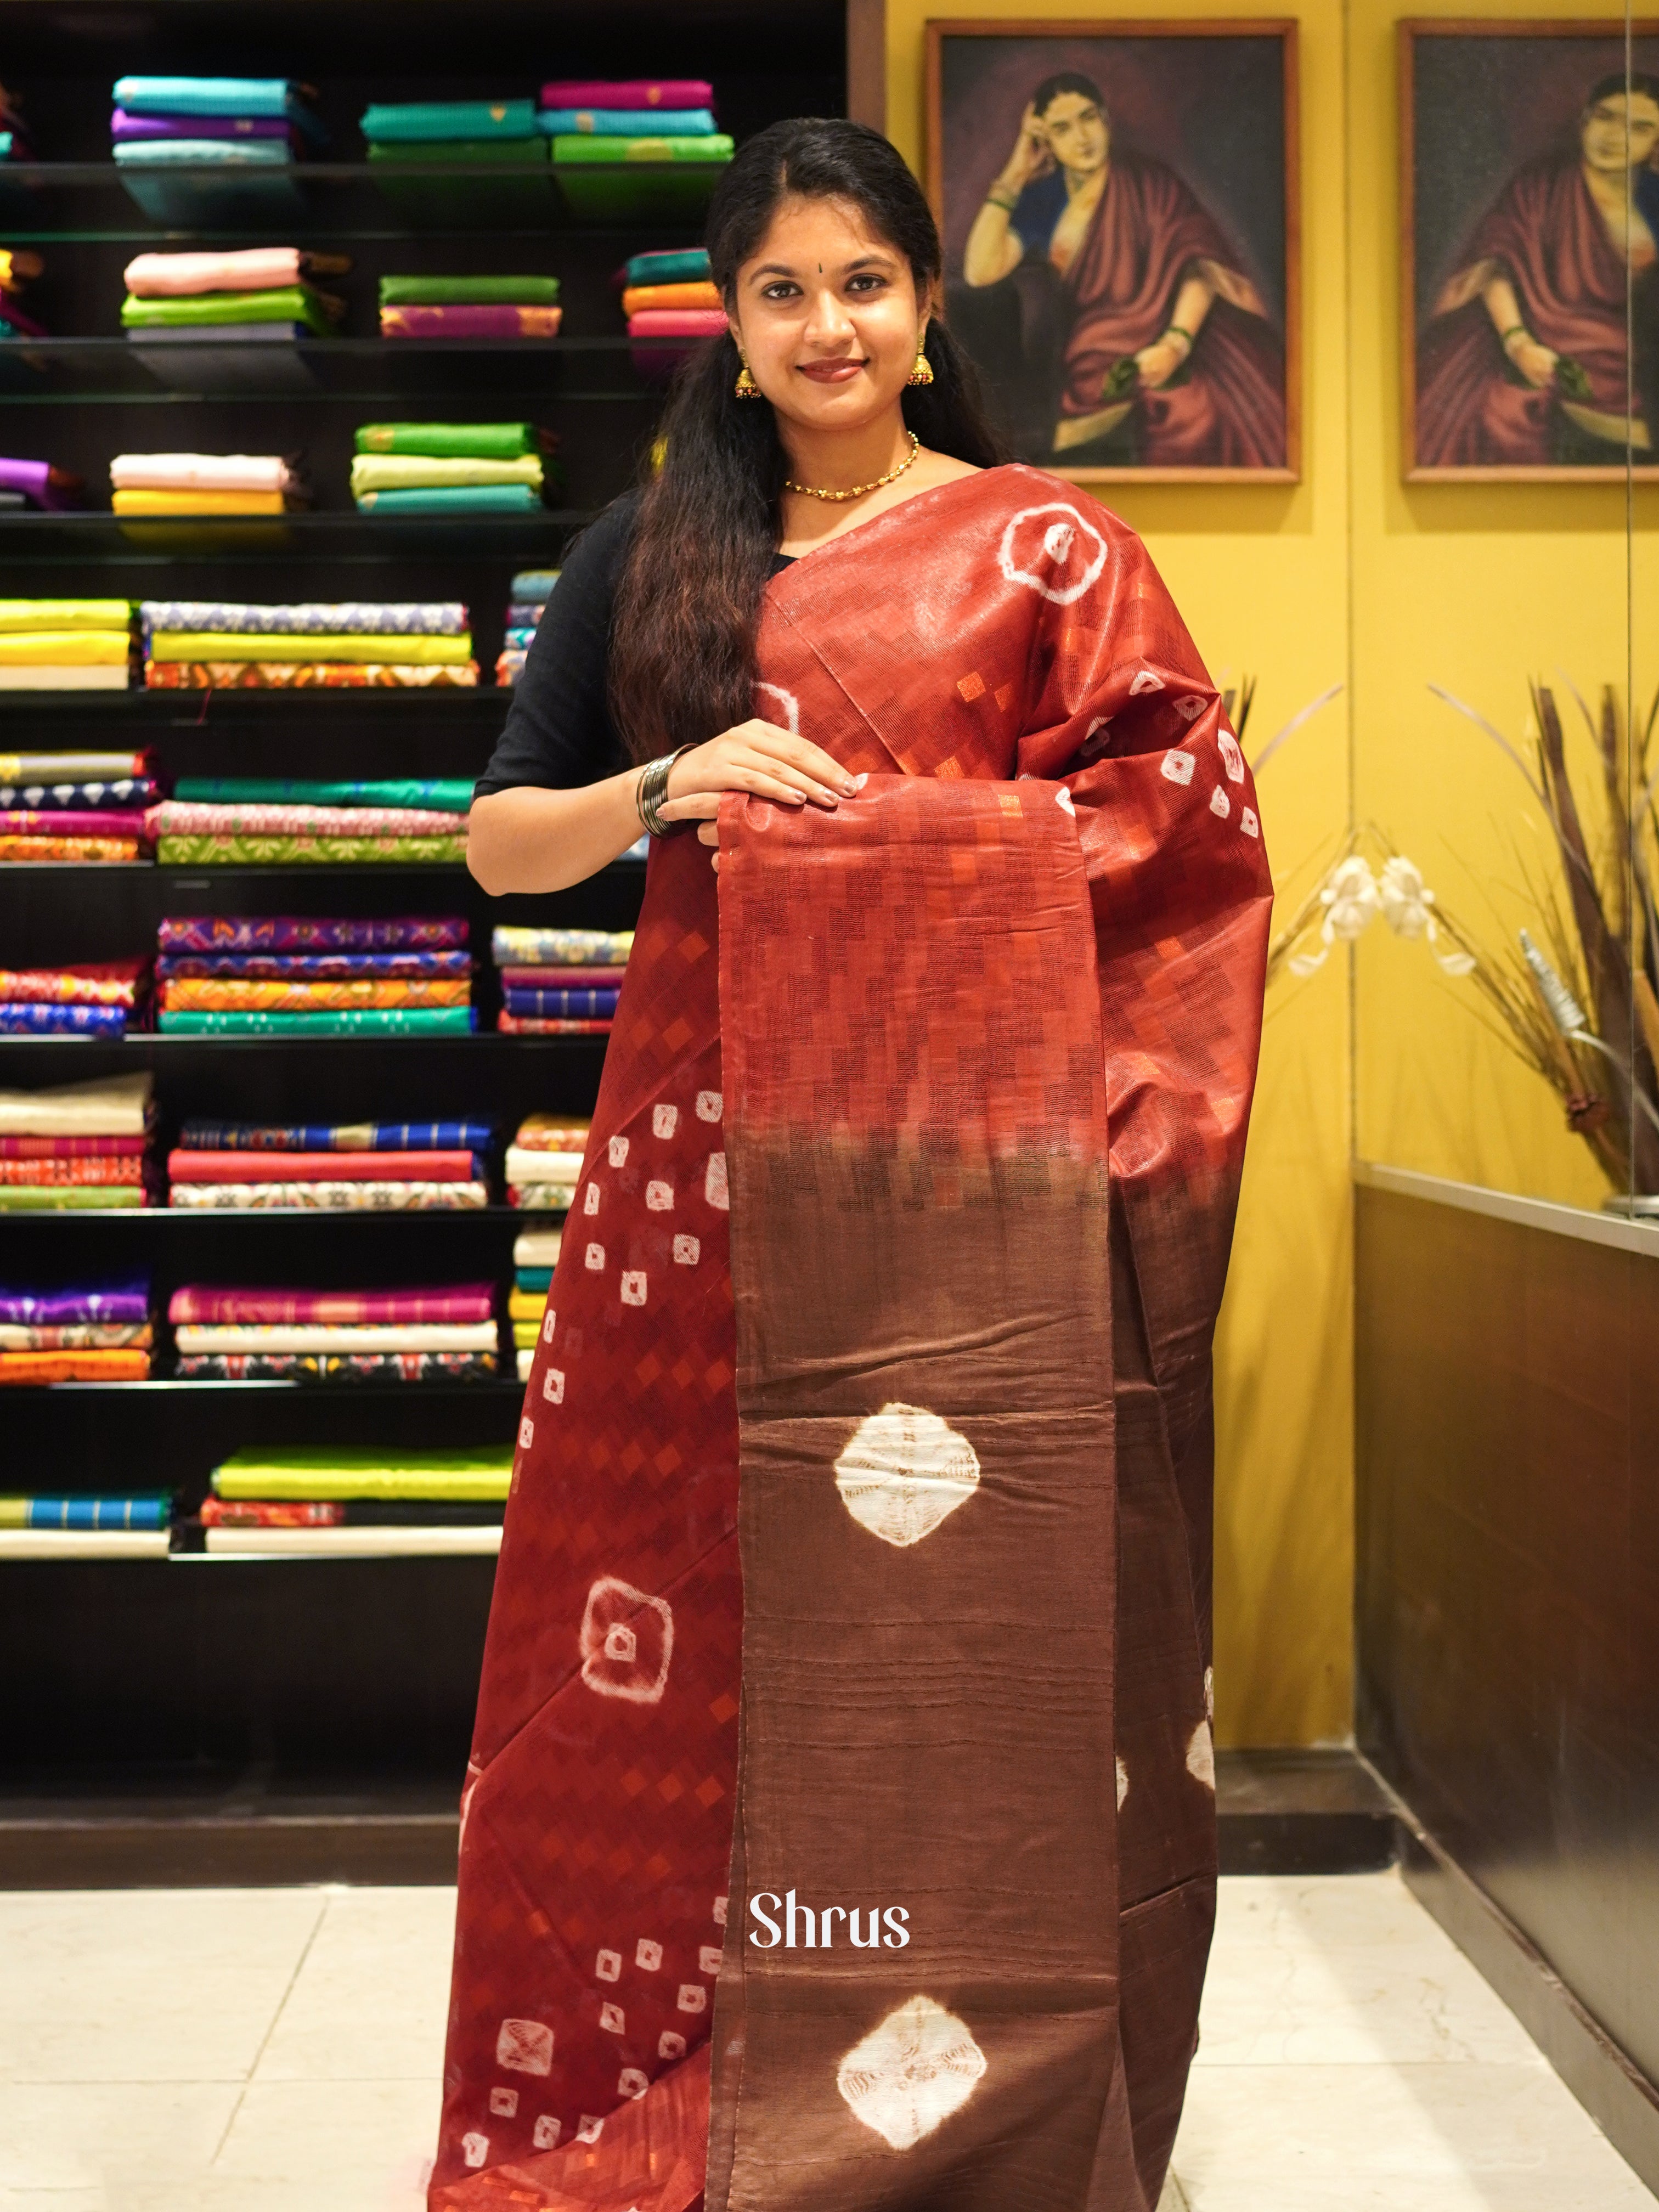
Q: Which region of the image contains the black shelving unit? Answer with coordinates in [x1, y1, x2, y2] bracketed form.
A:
[0, 0, 857, 1881]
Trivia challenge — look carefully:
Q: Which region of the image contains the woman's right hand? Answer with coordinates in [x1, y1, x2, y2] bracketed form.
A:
[655, 719, 859, 825]
[995, 103, 1052, 198]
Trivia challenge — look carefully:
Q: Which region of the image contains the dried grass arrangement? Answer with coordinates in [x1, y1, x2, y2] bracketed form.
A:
[1429, 679, 1659, 1193]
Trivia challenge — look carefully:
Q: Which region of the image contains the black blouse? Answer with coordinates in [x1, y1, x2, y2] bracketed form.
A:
[474, 489, 795, 798]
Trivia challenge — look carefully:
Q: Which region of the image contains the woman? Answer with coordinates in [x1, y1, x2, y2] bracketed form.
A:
[955, 71, 1285, 467]
[436, 117, 1270, 2212]
[1417, 72, 1659, 467]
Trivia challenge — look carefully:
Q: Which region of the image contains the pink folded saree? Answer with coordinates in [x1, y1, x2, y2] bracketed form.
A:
[170, 1284, 496, 1326]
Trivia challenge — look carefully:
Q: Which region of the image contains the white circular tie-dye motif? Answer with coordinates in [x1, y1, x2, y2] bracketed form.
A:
[1160, 749, 1196, 787]
[755, 680, 800, 733]
[1186, 1718, 1216, 1791]
[833, 1403, 980, 1549]
[836, 1995, 988, 2151]
[997, 502, 1108, 606]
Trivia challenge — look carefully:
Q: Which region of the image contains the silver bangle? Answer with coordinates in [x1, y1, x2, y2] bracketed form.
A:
[636, 745, 690, 837]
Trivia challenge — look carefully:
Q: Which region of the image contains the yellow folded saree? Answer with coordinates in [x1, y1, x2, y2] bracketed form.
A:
[0, 632, 132, 666]
[148, 631, 474, 665]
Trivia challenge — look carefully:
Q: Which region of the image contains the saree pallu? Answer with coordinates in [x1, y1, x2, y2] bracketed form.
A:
[158, 915, 467, 954]
[168, 1179, 489, 1211]
[145, 661, 479, 690]
[155, 835, 469, 867]
[433, 466, 1271, 2211]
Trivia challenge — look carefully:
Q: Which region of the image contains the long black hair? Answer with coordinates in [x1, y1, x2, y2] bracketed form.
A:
[608, 117, 1008, 762]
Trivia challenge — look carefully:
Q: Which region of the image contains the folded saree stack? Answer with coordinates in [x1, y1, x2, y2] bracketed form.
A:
[171, 1282, 502, 1383]
[376, 280, 561, 344]
[167, 1114, 494, 1212]
[155, 914, 476, 1028]
[138, 597, 478, 692]
[492, 924, 630, 1034]
[150, 770, 471, 862]
[617, 245, 724, 379]
[0, 1274, 154, 1384]
[198, 1444, 513, 1554]
[510, 1224, 561, 1380]
[112, 75, 325, 163]
[351, 424, 560, 517]
[505, 1113, 589, 1213]
[0, 747, 157, 860]
[0, 245, 44, 339]
[122, 247, 349, 348]
[540, 80, 733, 219]
[496, 567, 555, 687]
[0, 1070, 157, 1211]
[110, 452, 310, 518]
[0, 958, 148, 1037]
[0, 598, 129, 699]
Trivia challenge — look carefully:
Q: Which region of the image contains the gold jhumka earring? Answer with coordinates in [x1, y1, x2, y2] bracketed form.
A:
[734, 354, 760, 398]
[907, 343, 934, 387]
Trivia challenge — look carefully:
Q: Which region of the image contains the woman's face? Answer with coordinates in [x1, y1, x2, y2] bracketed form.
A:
[729, 193, 924, 434]
[1581, 89, 1659, 173]
[1040, 92, 1110, 178]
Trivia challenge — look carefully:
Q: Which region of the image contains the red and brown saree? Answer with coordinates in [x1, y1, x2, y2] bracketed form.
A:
[431, 464, 1271, 2211]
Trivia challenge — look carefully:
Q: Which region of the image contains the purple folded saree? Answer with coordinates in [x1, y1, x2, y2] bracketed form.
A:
[111, 111, 293, 143]
[156, 916, 469, 955]
[0, 1281, 151, 1325]
[0, 459, 81, 510]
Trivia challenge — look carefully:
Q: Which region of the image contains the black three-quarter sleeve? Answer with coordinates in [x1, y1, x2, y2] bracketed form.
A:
[473, 488, 642, 798]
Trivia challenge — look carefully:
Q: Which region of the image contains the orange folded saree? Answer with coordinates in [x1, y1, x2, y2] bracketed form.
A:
[431, 466, 1271, 2212]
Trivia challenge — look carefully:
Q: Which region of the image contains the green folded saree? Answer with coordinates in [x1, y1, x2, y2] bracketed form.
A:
[149, 630, 475, 665]
[378, 275, 559, 307]
[361, 99, 537, 143]
[549, 134, 733, 163]
[349, 454, 542, 495]
[156, 835, 469, 866]
[213, 1445, 514, 1500]
[354, 422, 550, 460]
[353, 485, 542, 516]
[172, 778, 476, 810]
[0, 1187, 147, 1210]
[121, 286, 342, 336]
[159, 1005, 474, 1032]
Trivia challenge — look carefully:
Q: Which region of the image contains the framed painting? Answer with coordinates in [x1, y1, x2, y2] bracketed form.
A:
[1402, 22, 1659, 481]
[925, 19, 1300, 483]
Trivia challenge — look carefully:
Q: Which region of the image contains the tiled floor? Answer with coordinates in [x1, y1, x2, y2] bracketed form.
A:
[0, 1871, 1651, 2211]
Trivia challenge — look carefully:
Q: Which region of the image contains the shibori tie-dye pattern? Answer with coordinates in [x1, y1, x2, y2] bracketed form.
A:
[430, 465, 1271, 2210]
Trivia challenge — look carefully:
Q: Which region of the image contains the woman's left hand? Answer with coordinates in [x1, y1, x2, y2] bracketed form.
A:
[1133, 336, 1186, 391]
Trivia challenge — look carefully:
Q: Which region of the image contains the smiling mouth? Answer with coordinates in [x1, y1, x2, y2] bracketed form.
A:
[797, 358, 866, 382]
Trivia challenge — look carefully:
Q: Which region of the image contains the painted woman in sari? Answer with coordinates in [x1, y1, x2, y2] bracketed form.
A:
[437, 118, 1271, 2212]
[953, 71, 1286, 467]
[1416, 73, 1659, 467]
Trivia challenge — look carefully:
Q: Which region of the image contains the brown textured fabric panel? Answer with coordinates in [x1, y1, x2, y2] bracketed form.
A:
[710, 777, 1120, 2209]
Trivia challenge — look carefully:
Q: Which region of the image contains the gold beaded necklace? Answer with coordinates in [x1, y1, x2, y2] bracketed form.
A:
[783, 431, 920, 503]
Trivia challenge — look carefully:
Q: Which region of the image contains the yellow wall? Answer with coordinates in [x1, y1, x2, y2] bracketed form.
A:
[888, 0, 1357, 1745]
[888, 0, 1646, 1745]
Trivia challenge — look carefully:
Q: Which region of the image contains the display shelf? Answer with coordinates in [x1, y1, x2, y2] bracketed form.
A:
[0, 0, 851, 1830]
